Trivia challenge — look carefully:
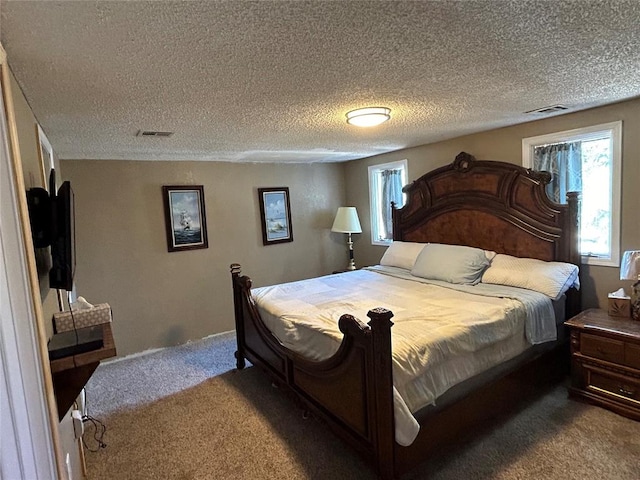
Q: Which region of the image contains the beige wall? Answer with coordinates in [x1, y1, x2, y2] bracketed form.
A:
[345, 97, 640, 310]
[60, 159, 347, 356]
[10, 70, 41, 189]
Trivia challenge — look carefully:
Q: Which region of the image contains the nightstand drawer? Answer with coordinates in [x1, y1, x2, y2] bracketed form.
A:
[581, 333, 624, 363]
[587, 369, 640, 405]
[626, 343, 640, 370]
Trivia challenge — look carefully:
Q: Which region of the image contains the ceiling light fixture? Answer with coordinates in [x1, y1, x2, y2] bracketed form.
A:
[346, 107, 391, 127]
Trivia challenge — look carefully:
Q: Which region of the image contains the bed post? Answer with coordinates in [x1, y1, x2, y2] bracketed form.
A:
[230, 263, 246, 369]
[367, 308, 396, 480]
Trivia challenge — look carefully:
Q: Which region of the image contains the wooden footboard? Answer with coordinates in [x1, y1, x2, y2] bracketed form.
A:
[231, 264, 396, 479]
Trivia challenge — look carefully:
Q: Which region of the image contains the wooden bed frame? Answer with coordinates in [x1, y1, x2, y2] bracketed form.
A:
[230, 152, 580, 479]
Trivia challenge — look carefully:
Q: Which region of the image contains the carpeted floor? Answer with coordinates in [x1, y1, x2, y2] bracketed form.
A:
[85, 331, 238, 417]
[84, 332, 640, 480]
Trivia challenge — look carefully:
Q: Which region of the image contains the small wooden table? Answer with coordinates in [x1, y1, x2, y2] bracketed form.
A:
[50, 322, 116, 420]
[565, 308, 640, 420]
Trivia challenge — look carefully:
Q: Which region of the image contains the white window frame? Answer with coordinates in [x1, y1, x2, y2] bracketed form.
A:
[522, 121, 622, 267]
[368, 159, 408, 246]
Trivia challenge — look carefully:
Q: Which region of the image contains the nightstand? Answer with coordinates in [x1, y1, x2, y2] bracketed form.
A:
[565, 309, 640, 420]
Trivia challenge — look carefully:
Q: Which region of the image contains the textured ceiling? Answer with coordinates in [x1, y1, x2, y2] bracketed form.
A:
[1, 1, 640, 163]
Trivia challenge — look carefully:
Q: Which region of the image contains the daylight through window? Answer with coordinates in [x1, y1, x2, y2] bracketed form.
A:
[522, 121, 622, 266]
[368, 160, 408, 245]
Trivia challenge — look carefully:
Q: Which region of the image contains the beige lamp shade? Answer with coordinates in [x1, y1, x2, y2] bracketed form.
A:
[620, 250, 640, 280]
[331, 207, 362, 233]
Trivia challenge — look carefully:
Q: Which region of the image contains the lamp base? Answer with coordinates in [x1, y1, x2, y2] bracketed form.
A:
[345, 233, 357, 271]
[632, 280, 640, 321]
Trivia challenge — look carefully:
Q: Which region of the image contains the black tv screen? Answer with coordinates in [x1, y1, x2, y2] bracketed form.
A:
[49, 175, 76, 291]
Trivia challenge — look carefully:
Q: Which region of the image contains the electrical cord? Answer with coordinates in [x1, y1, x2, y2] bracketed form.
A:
[81, 414, 107, 452]
[66, 295, 108, 452]
[66, 290, 79, 367]
[81, 388, 107, 452]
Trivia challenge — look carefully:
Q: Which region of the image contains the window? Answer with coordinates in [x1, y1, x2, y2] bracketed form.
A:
[522, 121, 622, 267]
[368, 160, 408, 245]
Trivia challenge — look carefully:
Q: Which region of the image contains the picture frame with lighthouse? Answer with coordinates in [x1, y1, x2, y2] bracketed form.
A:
[162, 185, 208, 252]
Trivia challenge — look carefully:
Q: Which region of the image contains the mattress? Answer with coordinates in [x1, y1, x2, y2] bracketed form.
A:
[251, 266, 558, 446]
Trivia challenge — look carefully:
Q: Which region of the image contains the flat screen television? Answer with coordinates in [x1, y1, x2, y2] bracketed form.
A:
[48, 169, 76, 291]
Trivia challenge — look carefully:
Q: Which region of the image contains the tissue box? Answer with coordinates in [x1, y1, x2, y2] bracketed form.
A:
[608, 297, 631, 318]
[53, 303, 112, 333]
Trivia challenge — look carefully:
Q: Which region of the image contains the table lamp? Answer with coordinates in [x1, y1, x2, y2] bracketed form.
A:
[620, 250, 640, 320]
[331, 207, 362, 270]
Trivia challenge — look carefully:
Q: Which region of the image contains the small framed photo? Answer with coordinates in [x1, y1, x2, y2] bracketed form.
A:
[258, 187, 293, 245]
[162, 185, 208, 252]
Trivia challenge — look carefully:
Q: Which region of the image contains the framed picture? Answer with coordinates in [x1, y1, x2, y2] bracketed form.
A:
[258, 187, 293, 245]
[35, 124, 54, 191]
[162, 185, 208, 252]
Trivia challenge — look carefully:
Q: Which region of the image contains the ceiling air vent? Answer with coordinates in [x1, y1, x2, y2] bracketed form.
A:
[136, 130, 174, 137]
[525, 105, 569, 114]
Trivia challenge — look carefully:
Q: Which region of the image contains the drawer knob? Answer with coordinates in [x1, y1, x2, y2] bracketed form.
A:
[618, 386, 635, 397]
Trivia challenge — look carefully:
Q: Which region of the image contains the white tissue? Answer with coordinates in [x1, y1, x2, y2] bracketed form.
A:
[608, 288, 630, 299]
[71, 296, 94, 310]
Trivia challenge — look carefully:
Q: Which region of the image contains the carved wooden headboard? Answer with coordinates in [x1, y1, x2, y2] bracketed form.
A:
[393, 152, 580, 266]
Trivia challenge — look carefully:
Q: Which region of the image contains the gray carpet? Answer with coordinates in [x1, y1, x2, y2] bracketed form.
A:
[85, 331, 238, 416]
[84, 333, 640, 479]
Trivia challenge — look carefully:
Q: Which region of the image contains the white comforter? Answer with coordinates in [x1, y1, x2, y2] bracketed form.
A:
[251, 266, 556, 446]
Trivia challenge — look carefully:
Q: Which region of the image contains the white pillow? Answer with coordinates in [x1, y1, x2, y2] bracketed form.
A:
[380, 241, 427, 270]
[482, 254, 579, 300]
[411, 243, 490, 285]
